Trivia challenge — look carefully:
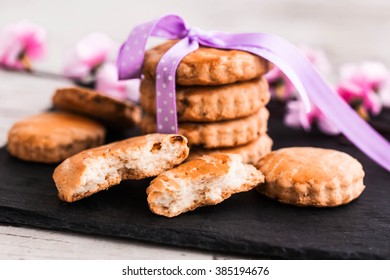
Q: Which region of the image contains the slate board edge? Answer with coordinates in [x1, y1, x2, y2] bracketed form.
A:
[0, 206, 384, 260]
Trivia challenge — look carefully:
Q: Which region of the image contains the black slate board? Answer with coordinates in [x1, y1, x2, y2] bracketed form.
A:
[0, 117, 389, 259]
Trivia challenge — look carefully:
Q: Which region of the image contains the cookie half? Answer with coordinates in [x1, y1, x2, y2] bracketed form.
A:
[143, 41, 271, 86]
[53, 87, 141, 129]
[187, 134, 273, 165]
[140, 77, 270, 122]
[147, 153, 265, 217]
[7, 112, 105, 163]
[140, 108, 269, 148]
[53, 134, 189, 202]
[256, 147, 366, 207]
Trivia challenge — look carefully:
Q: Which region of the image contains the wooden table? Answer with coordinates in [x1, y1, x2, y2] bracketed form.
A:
[1, 0, 389, 259]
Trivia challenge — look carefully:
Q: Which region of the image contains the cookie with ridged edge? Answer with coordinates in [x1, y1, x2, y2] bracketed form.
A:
[140, 77, 270, 122]
[140, 108, 269, 148]
[143, 40, 271, 86]
[53, 134, 189, 202]
[53, 87, 141, 129]
[147, 153, 265, 218]
[7, 112, 105, 163]
[187, 134, 273, 165]
[255, 147, 366, 207]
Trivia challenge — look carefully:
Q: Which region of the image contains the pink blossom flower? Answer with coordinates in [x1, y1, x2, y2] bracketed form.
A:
[284, 99, 314, 130]
[337, 80, 381, 117]
[63, 32, 116, 83]
[336, 61, 390, 117]
[265, 45, 331, 101]
[339, 61, 389, 90]
[96, 63, 140, 101]
[284, 98, 340, 135]
[0, 20, 46, 70]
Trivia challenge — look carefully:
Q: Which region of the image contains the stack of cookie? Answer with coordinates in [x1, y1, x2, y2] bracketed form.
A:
[140, 41, 273, 164]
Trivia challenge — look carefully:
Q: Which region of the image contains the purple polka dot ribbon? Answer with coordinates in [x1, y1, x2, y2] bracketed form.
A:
[117, 14, 390, 171]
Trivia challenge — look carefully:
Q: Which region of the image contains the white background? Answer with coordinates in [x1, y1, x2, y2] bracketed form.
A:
[1, 0, 390, 71]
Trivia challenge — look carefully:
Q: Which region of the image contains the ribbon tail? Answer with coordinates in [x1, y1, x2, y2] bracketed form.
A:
[155, 38, 199, 134]
[236, 38, 390, 172]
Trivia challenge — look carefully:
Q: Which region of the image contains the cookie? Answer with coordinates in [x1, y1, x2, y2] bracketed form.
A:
[53, 134, 189, 202]
[140, 108, 269, 148]
[53, 87, 141, 129]
[140, 77, 270, 122]
[7, 112, 105, 163]
[143, 40, 271, 86]
[147, 153, 264, 218]
[187, 134, 273, 165]
[256, 147, 366, 207]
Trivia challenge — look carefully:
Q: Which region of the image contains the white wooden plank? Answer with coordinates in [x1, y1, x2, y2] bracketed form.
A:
[0, 225, 215, 260]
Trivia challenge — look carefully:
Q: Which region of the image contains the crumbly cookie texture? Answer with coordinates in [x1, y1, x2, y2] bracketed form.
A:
[7, 112, 105, 163]
[143, 40, 271, 86]
[140, 108, 269, 148]
[140, 77, 270, 122]
[256, 147, 366, 207]
[187, 134, 273, 165]
[147, 153, 265, 218]
[53, 87, 141, 129]
[53, 134, 189, 202]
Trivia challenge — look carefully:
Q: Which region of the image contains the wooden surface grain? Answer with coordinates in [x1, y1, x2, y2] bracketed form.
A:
[0, 224, 215, 260]
[0, 0, 389, 259]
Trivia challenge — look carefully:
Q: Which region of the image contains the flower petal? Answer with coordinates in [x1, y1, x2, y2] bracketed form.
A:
[317, 114, 340, 135]
[63, 32, 116, 80]
[0, 20, 46, 69]
[284, 100, 312, 130]
[96, 62, 140, 102]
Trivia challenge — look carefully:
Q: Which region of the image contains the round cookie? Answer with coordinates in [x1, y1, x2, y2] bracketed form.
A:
[143, 40, 271, 86]
[140, 77, 270, 122]
[7, 112, 106, 163]
[53, 87, 141, 129]
[187, 134, 273, 165]
[140, 108, 269, 148]
[256, 147, 365, 207]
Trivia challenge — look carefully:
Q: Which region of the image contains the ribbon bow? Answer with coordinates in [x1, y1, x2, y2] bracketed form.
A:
[117, 14, 390, 172]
